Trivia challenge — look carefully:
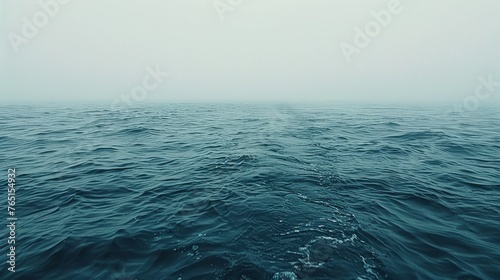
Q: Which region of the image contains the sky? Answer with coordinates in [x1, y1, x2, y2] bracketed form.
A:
[0, 0, 499, 105]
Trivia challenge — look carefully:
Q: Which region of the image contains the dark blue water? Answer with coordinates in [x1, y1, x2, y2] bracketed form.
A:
[1, 104, 499, 280]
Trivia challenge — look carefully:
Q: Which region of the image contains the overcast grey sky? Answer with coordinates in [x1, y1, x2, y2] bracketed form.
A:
[1, 0, 499, 105]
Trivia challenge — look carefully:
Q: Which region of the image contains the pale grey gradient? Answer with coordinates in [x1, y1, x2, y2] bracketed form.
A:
[1, 0, 499, 105]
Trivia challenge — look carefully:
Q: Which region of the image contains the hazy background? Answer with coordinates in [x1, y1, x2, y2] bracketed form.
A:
[1, 0, 499, 105]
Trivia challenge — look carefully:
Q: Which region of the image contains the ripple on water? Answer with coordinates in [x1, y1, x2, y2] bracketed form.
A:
[0, 104, 498, 279]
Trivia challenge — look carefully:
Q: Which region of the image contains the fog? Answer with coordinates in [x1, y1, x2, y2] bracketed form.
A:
[1, 0, 499, 105]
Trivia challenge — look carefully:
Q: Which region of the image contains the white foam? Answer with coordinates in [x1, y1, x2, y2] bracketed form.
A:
[272, 271, 298, 280]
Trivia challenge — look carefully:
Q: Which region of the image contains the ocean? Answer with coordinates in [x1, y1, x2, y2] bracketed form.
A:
[0, 104, 499, 280]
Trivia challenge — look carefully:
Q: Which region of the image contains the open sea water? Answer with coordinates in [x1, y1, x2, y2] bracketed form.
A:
[0, 104, 499, 280]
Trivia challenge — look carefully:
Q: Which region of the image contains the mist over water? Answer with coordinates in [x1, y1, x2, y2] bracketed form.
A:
[2, 1, 500, 104]
[1, 104, 499, 279]
[2, 0, 500, 279]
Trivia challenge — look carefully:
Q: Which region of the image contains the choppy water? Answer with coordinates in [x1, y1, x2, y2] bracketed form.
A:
[1, 104, 499, 280]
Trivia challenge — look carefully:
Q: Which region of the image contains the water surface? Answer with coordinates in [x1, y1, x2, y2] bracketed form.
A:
[0, 104, 499, 279]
